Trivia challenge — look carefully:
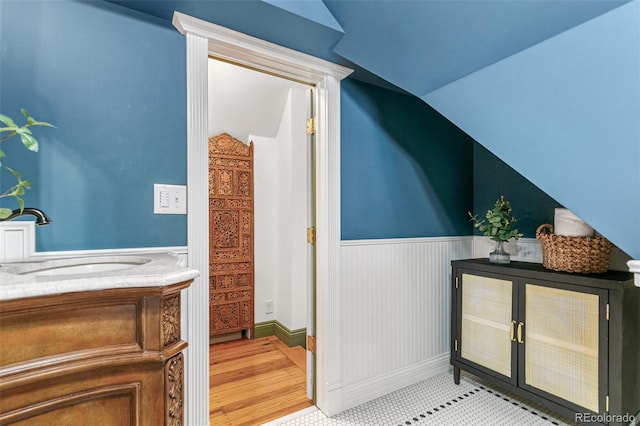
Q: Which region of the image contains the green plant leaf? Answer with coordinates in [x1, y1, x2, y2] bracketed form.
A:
[21, 109, 54, 128]
[7, 166, 21, 179]
[18, 132, 39, 152]
[31, 120, 55, 128]
[0, 207, 12, 219]
[0, 113, 17, 128]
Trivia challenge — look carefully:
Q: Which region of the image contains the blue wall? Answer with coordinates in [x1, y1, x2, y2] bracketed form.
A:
[1, 0, 570, 252]
[473, 144, 562, 238]
[341, 79, 474, 240]
[0, 0, 187, 251]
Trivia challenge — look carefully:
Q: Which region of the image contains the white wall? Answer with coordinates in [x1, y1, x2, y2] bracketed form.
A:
[250, 88, 309, 330]
[253, 135, 279, 324]
[209, 58, 310, 331]
[274, 88, 309, 330]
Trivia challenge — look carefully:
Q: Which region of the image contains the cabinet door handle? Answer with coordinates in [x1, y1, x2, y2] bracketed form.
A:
[517, 322, 524, 344]
[510, 320, 516, 342]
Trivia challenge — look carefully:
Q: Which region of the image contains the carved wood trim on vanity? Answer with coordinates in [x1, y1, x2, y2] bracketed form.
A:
[0, 280, 192, 425]
[163, 294, 181, 348]
[165, 353, 184, 426]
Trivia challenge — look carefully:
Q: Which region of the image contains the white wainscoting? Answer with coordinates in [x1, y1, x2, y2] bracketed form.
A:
[338, 235, 631, 411]
[339, 236, 473, 410]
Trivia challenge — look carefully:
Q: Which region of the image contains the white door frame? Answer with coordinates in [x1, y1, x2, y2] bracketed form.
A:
[173, 12, 352, 425]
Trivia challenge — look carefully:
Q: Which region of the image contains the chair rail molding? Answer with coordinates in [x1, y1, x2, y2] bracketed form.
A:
[173, 11, 352, 423]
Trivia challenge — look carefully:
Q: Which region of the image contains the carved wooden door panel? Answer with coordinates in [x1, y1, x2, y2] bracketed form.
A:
[208, 133, 254, 337]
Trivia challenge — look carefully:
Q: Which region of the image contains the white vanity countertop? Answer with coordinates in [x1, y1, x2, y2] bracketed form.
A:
[0, 253, 200, 301]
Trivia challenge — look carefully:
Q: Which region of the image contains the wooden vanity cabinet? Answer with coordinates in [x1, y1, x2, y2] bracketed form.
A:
[451, 259, 639, 425]
[0, 280, 192, 425]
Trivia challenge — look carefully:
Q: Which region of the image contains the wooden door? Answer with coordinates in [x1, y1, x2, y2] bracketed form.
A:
[208, 133, 254, 337]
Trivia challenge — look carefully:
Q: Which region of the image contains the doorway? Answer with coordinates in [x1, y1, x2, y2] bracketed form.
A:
[174, 11, 353, 423]
[207, 57, 315, 415]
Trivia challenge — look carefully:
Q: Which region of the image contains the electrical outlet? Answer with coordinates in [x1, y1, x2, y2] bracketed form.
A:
[265, 300, 274, 314]
[154, 184, 187, 214]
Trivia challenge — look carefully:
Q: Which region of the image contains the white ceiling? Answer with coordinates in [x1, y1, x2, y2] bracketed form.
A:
[208, 58, 311, 143]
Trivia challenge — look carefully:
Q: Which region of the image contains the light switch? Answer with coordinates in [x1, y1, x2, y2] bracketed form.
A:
[159, 190, 170, 208]
[154, 184, 187, 214]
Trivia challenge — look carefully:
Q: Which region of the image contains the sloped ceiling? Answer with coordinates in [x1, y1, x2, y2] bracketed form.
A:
[325, 0, 628, 96]
[423, 0, 640, 259]
[208, 58, 310, 142]
[108, 0, 626, 95]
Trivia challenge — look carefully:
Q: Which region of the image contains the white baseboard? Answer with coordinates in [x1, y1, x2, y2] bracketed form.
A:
[341, 353, 450, 412]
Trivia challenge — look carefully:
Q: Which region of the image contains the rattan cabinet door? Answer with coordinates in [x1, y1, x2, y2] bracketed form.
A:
[457, 272, 517, 383]
[520, 281, 608, 414]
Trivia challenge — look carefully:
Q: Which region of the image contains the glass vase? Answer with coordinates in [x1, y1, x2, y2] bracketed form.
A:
[489, 240, 510, 264]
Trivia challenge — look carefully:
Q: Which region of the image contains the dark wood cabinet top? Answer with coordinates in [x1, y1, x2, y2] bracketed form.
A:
[452, 258, 634, 290]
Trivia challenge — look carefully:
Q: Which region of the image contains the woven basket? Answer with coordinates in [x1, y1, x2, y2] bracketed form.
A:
[536, 224, 612, 274]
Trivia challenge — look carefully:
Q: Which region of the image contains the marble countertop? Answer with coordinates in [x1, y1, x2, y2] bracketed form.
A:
[0, 252, 200, 301]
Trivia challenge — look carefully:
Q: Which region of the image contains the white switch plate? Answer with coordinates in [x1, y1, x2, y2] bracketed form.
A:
[154, 184, 187, 214]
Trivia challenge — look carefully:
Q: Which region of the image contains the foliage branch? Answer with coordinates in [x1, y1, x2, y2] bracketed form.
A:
[468, 196, 523, 242]
[0, 109, 54, 219]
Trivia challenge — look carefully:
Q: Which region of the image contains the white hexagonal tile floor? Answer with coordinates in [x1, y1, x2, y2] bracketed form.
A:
[264, 370, 580, 426]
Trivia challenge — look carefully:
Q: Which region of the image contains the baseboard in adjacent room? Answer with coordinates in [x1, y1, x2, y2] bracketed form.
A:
[254, 320, 306, 349]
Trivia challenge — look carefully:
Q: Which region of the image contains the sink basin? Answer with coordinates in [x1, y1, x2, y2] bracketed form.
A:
[0, 253, 199, 302]
[8, 256, 152, 277]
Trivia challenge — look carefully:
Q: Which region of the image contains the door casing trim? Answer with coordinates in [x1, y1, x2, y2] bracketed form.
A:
[173, 11, 352, 423]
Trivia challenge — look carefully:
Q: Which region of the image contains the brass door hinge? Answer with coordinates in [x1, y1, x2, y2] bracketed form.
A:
[605, 395, 609, 412]
[455, 276, 459, 289]
[306, 117, 317, 135]
[307, 227, 316, 244]
[307, 335, 316, 353]
[606, 303, 610, 321]
[454, 339, 458, 352]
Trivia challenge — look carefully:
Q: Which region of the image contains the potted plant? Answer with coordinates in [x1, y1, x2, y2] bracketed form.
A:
[0, 109, 53, 220]
[469, 196, 523, 264]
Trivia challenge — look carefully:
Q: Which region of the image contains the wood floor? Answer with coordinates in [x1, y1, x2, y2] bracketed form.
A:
[210, 336, 313, 425]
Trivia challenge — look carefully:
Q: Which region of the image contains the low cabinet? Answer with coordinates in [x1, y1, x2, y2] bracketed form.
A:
[450, 259, 639, 425]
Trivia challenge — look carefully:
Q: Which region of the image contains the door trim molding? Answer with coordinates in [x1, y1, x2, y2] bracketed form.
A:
[173, 11, 352, 423]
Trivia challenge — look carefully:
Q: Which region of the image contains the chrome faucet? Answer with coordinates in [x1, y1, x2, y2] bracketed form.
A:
[0, 208, 52, 226]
